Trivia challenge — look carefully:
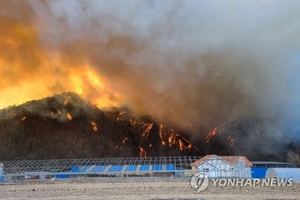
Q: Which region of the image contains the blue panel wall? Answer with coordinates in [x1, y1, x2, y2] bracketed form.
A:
[80, 166, 91, 172]
[0, 172, 4, 182]
[152, 164, 163, 171]
[55, 174, 70, 179]
[91, 166, 107, 172]
[166, 164, 175, 171]
[251, 168, 267, 178]
[71, 166, 80, 173]
[125, 165, 137, 172]
[139, 165, 149, 171]
[108, 165, 123, 172]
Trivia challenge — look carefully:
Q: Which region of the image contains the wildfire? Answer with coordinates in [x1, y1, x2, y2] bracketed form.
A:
[205, 126, 219, 143]
[116, 111, 126, 121]
[158, 124, 192, 151]
[178, 140, 185, 151]
[91, 121, 98, 131]
[129, 116, 138, 126]
[159, 124, 166, 141]
[179, 136, 192, 150]
[139, 146, 147, 157]
[168, 130, 176, 146]
[0, 19, 123, 109]
[141, 122, 154, 138]
[63, 96, 71, 105]
[66, 113, 72, 121]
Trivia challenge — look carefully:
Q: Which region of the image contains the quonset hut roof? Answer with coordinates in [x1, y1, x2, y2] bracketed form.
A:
[251, 161, 296, 168]
[265, 168, 300, 183]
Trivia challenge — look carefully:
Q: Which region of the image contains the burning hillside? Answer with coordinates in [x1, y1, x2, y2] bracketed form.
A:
[0, 92, 299, 162]
[0, 1, 300, 162]
[0, 92, 199, 160]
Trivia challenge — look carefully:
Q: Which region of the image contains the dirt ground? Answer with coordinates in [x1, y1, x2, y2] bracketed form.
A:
[0, 179, 299, 200]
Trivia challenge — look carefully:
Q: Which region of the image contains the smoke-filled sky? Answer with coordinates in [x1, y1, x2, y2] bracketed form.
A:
[1, 0, 300, 136]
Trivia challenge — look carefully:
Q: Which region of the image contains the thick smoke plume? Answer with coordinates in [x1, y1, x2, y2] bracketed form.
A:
[1, 1, 300, 144]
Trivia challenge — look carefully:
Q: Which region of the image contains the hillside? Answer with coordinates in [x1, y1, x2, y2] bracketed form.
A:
[0, 92, 198, 160]
[0, 92, 299, 162]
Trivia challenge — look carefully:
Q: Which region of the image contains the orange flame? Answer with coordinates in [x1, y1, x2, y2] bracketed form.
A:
[141, 122, 154, 138]
[63, 96, 71, 105]
[168, 130, 176, 146]
[205, 126, 219, 143]
[138, 146, 147, 157]
[66, 113, 72, 121]
[179, 136, 192, 150]
[0, 20, 123, 109]
[91, 121, 98, 131]
[159, 124, 165, 141]
[158, 124, 193, 150]
[178, 140, 185, 151]
[116, 111, 126, 121]
[129, 117, 138, 126]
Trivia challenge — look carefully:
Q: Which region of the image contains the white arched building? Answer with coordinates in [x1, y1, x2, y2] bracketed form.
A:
[191, 154, 252, 178]
[265, 168, 300, 183]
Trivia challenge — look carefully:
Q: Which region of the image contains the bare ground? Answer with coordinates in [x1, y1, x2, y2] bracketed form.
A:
[0, 179, 299, 200]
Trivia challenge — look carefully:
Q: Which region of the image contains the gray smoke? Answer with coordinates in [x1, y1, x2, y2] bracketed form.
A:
[1, 0, 300, 141]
